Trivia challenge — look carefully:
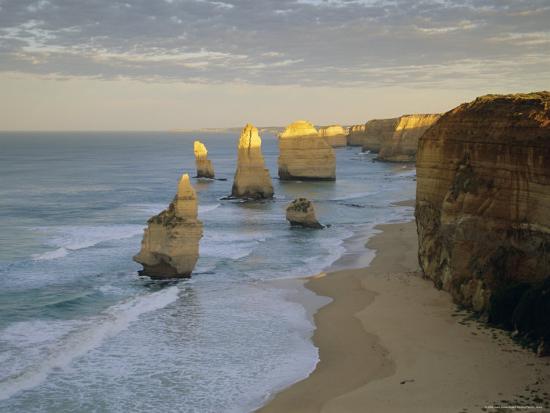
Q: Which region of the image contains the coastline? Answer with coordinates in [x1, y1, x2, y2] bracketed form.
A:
[257, 218, 550, 412]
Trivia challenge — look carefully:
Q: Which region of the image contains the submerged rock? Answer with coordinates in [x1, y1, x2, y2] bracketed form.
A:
[194, 140, 215, 178]
[318, 125, 347, 147]
[133, 174, 203, 278]
[278, 120, 336, 181]
[231, 123, 274, 199]
[286, 198, 323, 229]
[415, 91, 550, 351]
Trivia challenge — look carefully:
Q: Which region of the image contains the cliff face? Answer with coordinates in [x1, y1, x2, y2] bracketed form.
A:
[134, 174, 203, 278]
[318, 125, 347, 147]
[377, 114, 440, 162]
[415, 92, 550, 351]
[347, 124, 367, 146]
[194, 140, 215, 179]
[231, 123, 274, 199]
[278, 120, 336, 181]
[286, 198, 323, 229]
[361, 118, 398, 153]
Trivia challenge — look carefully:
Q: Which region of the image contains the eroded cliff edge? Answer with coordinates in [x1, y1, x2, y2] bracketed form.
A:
[378, 114, 440, 162]
[415, 92, 550, 353]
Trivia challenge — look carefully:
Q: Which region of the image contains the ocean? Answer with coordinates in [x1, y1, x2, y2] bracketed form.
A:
[0, 131, 415, 412]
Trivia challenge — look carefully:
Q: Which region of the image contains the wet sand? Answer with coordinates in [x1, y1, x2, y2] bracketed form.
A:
[258, 220, 550, 413]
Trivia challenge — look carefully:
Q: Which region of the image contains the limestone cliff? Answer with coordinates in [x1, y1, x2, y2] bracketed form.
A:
[278, 120, 336, 181]
[318, 125, 347, 147]
[415, 92, 550, 352]
[347, 124, 367, 146]
[286, 198, 323, 229]
[193, 140, 215, 178]
[134, 174, 203, 278]
[231, 123, 274, 199]
[377, 114, 440, 162]
[361, 118, 398, 153]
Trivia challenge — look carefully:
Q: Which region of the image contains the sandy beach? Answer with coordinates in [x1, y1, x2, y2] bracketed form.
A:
[258, 219, 550, 413]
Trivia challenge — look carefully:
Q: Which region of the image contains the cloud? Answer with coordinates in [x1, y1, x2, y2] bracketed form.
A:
[0, 0, 548, 89]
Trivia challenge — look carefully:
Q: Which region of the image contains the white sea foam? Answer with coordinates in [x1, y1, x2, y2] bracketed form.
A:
[329, 191, 374, 201]
[31, 225, 144, 261]
[0, 286, 179, 401]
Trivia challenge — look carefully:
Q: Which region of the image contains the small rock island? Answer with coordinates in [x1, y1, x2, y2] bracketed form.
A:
[318, 125, 347, 147]
[231, 123, 274, 199]
[194, 140, 215, 179]
[286, 198, 323, 229]
[133, 173, 203, 278]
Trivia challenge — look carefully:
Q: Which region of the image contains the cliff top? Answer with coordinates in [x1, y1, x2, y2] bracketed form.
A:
[193, 140, 208, 159]
[319, 125, 346, 137]
[279, 120, 319, 138]
[423, 91, 550, 145]
[238, 123, 262, 149]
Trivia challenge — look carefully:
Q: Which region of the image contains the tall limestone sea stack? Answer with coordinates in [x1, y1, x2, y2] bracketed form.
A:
[318, 125, 347, 147]
[278, 120, 336, 180]
[231, 123, 274, 199]
[377, 114, 440, 162]
[415, 92, 550, 353]
[133, 174, 203, 278]
[193, 140, 215, 178]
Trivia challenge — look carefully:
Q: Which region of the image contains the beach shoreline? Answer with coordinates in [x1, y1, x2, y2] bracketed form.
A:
[257, 218, 550, 413]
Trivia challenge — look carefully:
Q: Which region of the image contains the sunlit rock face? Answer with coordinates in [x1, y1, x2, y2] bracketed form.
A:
[278, 120, 336, 181]
[377, 114, 441, 162]
[286, 198, 323, 229]
[415, 92, 550, 349]
[133, 174, 203, 278]
[231, 123, 274, 199]
[194, 140, 215, 179]
[346, 124, 367, 146]
[318, 125, 347, 147]
[361, 118, 399, 153]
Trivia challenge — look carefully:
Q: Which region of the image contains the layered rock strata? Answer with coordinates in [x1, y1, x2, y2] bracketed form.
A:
[361, 118, 398, 153]
[378, 114, 440, 162]
[193, 140, 215, 178]
[231, 123, 274, 199]
[278, 120, 336, 180]
[134, 174, 203, 278]
[286, 198, 323, 229]
[318, 125, 347, 147]
[415, 92, 550, 352]
[346, 124, 367, 146]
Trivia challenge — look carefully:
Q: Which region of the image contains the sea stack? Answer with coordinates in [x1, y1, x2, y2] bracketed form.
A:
[133, 173, 203, 278]
[346, 123, 367, 146]
[361, 118, 399, 153]
[231, 123, 274, 199]
[415, 92, 550, 350]
[286, 198, 323, 229]
[278, 120, 336, 181]
[194, 140, 215, 178]
[377, 114, 440, 162]
[318, 125, 347, 147]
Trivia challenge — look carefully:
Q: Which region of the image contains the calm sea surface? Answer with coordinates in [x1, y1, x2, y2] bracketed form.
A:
[0, 131, 415, 412]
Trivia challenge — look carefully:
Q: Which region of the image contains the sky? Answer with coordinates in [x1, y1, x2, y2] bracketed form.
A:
[1, 0, 549, 130]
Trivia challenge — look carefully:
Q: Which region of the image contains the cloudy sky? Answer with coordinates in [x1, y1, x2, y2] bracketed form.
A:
[1, 0, 549, 130]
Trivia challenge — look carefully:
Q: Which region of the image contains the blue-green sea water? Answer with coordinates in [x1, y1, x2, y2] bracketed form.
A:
[0, 131, 415, 412]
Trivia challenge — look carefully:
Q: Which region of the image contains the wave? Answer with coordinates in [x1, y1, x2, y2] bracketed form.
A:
[329, 191, 374, 201]
[31, 225, 144, 261]
[0, 286, 179, 401]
